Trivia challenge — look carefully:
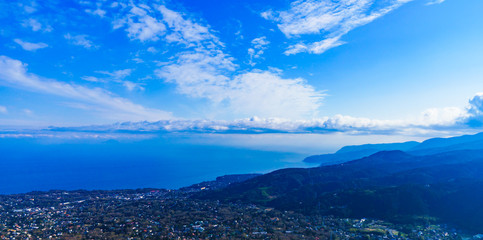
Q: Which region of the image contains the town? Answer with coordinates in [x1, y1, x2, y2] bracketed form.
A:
[0, 187, 467, 239]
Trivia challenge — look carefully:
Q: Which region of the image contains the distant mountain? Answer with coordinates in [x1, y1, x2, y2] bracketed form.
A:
[304, 131, 483, 165]
[409, 132, 483, 155]
[198, 148, 483, 233]
[304, 141, 419, 165]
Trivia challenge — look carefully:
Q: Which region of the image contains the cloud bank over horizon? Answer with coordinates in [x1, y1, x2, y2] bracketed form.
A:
[2, 92, 475, 138]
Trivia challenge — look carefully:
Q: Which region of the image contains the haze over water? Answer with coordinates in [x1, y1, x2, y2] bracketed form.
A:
[0, 138, 313, 194]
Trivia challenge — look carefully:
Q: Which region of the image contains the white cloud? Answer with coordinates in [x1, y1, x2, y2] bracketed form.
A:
[81, 76, 102, 82]
[418, 107, 468, 126]
[426, 0, 445, 5]
[113, 3, 220, 45]
[96, 69, 133, 79]
[252, 37, 270, 47]
[283, 43, 308, 55]
[0, 56, 172, 121]
[116, 4, 167, 41]
[78, 1, 92, 6]
[20, 1, 38, 14]
[465, 93, 483, 126]
[86, 8, 107, 17]
[21, 18, 52, 32]
[83, 69, 143, 91]
[123, 81, 144, 91]
[158, 5, 215, 45]
[21, 18, 42, 31]
[468, 93, 483, 115]
[157, 52, 323, 118]
[64, 34, 97, 49]
[132, 58, 144, 63]
[14, 39, 48, 51]
[264, 0, 411, 37]
[284, 36, 344, 55]
[147, 47, 157, 53]
[156, 49, 236, 102]
[309, 36, 345, 54]
[150, 6, 323, 119]
[39, 115, 422, 135]
[248, 37, 270, 65]
[226, 71, 323, 118]
[109, 3, 324, 118]
[0, 105, 7, 114]
[263, 0, 413, 54]
[47, 93, 483, 136]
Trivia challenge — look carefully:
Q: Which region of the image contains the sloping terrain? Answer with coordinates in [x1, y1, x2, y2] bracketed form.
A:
[198, 148, 483, 233]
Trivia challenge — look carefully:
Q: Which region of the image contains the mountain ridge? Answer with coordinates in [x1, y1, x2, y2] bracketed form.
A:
[196, 132, 483, 233]
[304, 131, 483, 165]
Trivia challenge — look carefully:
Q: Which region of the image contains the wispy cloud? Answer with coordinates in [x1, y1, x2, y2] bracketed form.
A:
[263, 0, 413, 55]
[85, 8, 106, 18]
[114, 4, 166, 42]
[14, 39, 48, 51]
[96, 69, 133, 79]
[82, 69, 144, 91]
[426, 0, 445, 5]
[20, 1, 38, 14]
[64, 34, 97, 49]
[248, 37, 270, 65]
[21, 18, 52, 32]
[284, 36, 344, 55]
[158, 5, 216, 45]
[122, 81, 144, 91]
[0, 105, 7, 114]
[147, 47, 157, 53]
[21, 18, 41, 31]
[227, 70, 323, 118]
[81, 76, 102, 82]
[156, 49, 235, 101]
[0, 56, 171, 121]
[114, 3, 219, 44]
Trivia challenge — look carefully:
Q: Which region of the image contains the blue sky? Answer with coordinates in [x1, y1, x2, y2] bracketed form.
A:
[1, 0, 483, 150]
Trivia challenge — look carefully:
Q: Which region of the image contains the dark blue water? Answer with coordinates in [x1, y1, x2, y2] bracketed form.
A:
[0, 137, 314, 194]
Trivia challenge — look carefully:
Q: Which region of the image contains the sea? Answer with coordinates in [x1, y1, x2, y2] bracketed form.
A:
[0, 137, 316, 194]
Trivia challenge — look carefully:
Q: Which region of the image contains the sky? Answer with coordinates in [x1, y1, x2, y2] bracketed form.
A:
[1, 0, 483, 153]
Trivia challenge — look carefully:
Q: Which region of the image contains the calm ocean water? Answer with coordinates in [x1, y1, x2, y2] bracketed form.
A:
[0, 138, 315, 194]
